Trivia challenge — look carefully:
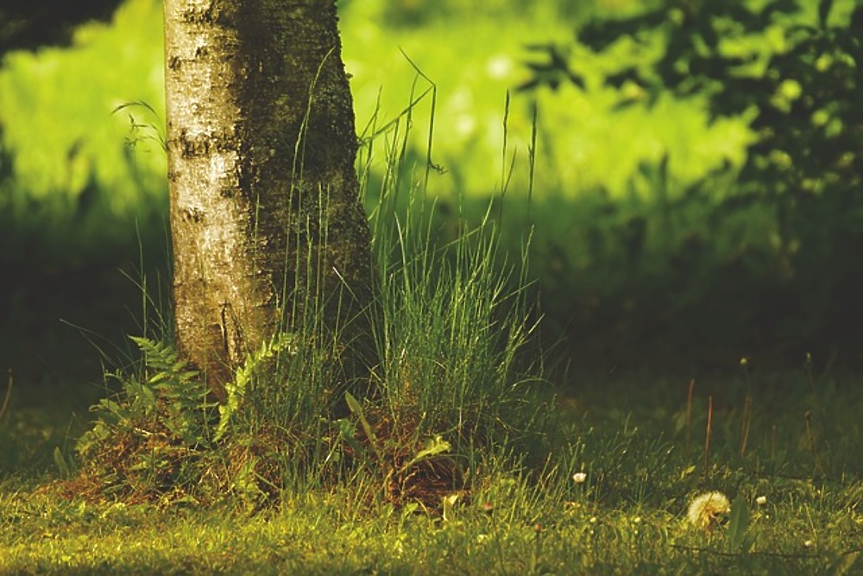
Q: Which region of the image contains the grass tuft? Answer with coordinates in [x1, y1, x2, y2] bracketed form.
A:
[53, 89, 551, 516]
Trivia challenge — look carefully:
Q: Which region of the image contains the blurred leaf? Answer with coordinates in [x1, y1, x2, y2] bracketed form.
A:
[727, 495, 751, 551]
[53, 446, 71, 479]
[829, 550, 860, 576]
[345, 391, 383, 463]
[336, 418, 371, 468]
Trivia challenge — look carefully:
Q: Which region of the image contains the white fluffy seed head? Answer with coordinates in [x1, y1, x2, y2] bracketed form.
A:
[687, 491, 731, 530]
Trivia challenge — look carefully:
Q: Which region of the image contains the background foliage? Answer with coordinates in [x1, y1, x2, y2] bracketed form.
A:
[519, 0, 863, 366]
[0, 0, 165, 265]
[1, 0, 861, 371]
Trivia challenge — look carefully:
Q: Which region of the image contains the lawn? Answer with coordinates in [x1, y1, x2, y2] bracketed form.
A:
[2, 369, 862, 574]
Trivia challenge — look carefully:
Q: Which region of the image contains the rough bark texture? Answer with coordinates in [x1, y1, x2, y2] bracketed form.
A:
[164, 0, 375, 399]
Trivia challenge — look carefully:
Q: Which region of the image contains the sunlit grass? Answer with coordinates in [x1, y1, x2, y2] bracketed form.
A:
[0, 0, 753, 257]
[341, 3, 753, 201]
[0, 0, 165, 213]
[2, 371, 862, 573]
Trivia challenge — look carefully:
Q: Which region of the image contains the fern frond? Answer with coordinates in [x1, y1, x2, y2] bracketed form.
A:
[216, 332, 299, 442]
[130, 336, 180, 375]
[128, 336, 211, 446]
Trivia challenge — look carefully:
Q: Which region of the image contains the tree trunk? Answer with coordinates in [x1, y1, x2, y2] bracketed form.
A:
[163, 0, 375, 399]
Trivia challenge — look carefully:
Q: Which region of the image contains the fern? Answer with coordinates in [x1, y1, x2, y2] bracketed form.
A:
[77, 337, 213, 463]
[77, 383, 151, 459]
[129, 336, 213, 446]
[216, 332, 299, 442]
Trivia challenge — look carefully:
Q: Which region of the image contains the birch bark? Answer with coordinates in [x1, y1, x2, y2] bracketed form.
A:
[163, 0, 374, 399]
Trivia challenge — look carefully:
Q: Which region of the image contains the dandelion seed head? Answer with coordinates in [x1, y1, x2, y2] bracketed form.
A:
[687, 491, 730, 531]
[573, 472, 587, 484]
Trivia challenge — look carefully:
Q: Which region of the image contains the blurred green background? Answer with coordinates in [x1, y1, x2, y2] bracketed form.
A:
[1, 0, 861, 395]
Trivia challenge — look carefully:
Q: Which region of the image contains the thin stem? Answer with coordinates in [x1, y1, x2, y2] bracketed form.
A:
[703, 396, 713, 477]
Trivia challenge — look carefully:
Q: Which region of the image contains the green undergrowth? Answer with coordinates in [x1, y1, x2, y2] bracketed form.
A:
[2, 369, 862, 573]
[58, 236, 545, 510]
[0, 0, 166, 264]
[39, 87, 552, 513]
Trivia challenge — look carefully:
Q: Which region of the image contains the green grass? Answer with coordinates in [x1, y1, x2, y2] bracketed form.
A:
[0, 0, 752, 263]
[0, 0, 166, 260]
[341, 0, 753, 200]
[2, 370, 862, 574]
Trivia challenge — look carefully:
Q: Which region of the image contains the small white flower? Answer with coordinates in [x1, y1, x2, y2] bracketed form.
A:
[687, 491, 731, 531]
[756, 496, 767, 506]
[573, 472, 587, 484]
[804, 539, 814, 548]
[589, 516, 597, 524]
[633, 516, 642, 524]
